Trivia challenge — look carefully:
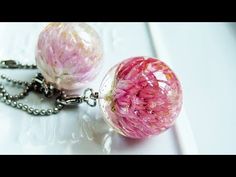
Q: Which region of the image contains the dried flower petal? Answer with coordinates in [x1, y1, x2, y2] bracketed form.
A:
[99, 56, 182, 139]
[36, 23, 103, 91]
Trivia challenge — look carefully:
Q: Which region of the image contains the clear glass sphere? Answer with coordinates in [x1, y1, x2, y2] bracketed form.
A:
[35, 23, 103, 92]
[99, 56, 183, 139]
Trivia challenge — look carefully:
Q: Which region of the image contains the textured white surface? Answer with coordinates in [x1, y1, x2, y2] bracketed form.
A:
[0, 23, 180, 154]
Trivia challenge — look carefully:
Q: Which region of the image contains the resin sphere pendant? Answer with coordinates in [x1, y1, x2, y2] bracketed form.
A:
[35, 23, 103, 92]
[99, 56, 182, 139]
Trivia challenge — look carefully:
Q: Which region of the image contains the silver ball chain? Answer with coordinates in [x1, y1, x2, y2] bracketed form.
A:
[0, 60, 99, 116]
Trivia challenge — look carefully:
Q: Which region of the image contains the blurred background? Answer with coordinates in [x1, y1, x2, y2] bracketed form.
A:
[0, 22, 235, 154]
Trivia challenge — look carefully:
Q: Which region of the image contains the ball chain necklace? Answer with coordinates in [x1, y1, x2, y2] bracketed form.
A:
[0, 60, 98, 116]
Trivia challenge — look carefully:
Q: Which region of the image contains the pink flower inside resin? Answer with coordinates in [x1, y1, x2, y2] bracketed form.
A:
[99, 56, 182, 139]
[35, 23, 103, 92]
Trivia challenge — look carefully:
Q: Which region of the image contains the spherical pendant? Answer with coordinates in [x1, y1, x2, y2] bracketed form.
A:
[35, 23, 103, 92]
[99, 56, 183, 139]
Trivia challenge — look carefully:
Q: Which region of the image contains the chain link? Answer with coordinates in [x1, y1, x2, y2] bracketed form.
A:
[0, 60, 99, 116]
[0, 60, 37, 69]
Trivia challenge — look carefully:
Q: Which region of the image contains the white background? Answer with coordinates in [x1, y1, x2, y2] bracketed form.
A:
[0, 22, 235, 154]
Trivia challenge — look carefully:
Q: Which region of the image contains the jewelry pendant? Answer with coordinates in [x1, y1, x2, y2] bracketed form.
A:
[98, 56, 183, 139]
[35, 23, 103, 92]
[0, 56, 182, 139]
[0, 24, 183, 139]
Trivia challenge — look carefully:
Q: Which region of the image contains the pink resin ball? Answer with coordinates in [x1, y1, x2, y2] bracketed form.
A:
[99, 56, 182, 139]
[35, 23, 103, 91]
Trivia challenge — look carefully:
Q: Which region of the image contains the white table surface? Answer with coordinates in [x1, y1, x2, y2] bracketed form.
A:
[0, 22, 235, 154]
[150, 22, 236, 154]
